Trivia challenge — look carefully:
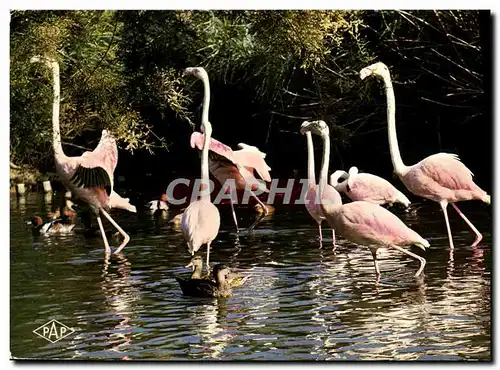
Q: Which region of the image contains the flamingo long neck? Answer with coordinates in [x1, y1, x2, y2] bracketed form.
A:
[200, 72, 211, 201]
[318, 136, 342, 220]
[200, 122, 211, 201]
[201, 73, 210, 126]
[317, 129, 342, 221]
[305, 132, 316, 186]
[319, 133, 330, 190]
[49, 60, 65, 160]
[382, 74, 407, 176]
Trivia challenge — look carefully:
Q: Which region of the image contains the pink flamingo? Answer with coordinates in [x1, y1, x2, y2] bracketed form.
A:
[31, 55, 133, 256]
[182, 67, 221, 270]
[320, 197, 429, 277]
[360, 62, 490, 249]
[330, 166, 410, 207]
[188, 68, 271, 232]
[300, 120, 342, 248]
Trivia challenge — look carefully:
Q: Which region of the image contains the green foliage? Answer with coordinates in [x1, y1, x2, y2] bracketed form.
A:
[10, 10, 152, 169]
[10, 10, 485, 171]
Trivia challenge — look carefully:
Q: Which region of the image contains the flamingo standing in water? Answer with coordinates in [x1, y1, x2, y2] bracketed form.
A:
[182, 67, 221, 270]
[302, 123, 430, 276]
[360, 62, 490, 249]
[31, 55, 133, 256]
[188, 67, 271, 232]
[320, 196, 429, 277]
[330, 166, 410, 207]
[300, 120, 341, 248]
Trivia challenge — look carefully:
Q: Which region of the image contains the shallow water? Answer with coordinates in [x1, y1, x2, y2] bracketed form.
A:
[10, 193, 491, 360]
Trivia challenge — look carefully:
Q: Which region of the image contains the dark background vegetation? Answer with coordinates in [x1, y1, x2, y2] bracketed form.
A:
[10, 10, 492, 198]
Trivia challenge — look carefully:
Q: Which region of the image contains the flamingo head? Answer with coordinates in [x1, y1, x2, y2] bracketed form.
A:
[300, 120, 329, 137]
[330, 170, 349, 193]
[348, 166, 359, 176]
[360, 62, 390, 80]
[184, 67, 209, 80]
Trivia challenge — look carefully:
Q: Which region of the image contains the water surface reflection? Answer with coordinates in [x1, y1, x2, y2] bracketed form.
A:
[10, 194, 491, 360]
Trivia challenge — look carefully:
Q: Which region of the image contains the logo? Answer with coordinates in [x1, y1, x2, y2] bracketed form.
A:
[162, 177, 327, 205]
[33, 319, 75, 343]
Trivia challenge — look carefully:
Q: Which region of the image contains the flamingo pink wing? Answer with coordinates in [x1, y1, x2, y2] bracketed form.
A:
[233, 150, 272, 182]
[80, 130, 118, 175]
[190, 132, 236, 163]
[417, 153, 476, 191]
[69, 130, 117, 195]
[340, 201, 418, 245]
[350, 174, 396, 203]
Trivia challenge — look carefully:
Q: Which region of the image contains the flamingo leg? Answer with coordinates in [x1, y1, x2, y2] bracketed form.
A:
[317, 223, 323, 246]
[389, 245, 426, 277]
[247, 192, 268, 232]
[96, 215, 111, 256]
[101, 209, 130, 254]
[229, 199, 239, 232]
[331, 229, 336, 251]
[440, 201, 455, 250]
[370, 247, 380, 276]
[206, 242, 211, 272]
[451, 203, 483, 247]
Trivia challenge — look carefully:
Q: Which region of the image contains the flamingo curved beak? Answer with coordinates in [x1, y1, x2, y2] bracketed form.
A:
[360, 67, 372, 80]
[299, 121, 310, 135]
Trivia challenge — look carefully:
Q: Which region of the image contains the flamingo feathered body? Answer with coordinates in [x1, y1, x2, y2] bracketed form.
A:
[321, 200, 429, 276]
[190, 133, 271, 192]
[331, 167, 410, 207]
[329, 201, 427, 247]
[31, 55, 133, 256]
[300, 121, 342, 248]
[190, 132, 271, 231]
[399, 153, 487, 204]
[305, 184, 340, 224]
[185, 67, 270, 233]
[181, 198, 220, 256]
[182, 67, 221, 270]
[57, 129, 117, 211]
[360, 62, 490, 249]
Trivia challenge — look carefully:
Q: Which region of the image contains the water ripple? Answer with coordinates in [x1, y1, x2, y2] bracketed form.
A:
[10, 196, 491, 360]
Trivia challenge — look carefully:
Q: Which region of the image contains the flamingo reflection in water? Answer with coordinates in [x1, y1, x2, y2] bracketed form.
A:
[100, 254, 142, 359]
[186, 300, 233, 359]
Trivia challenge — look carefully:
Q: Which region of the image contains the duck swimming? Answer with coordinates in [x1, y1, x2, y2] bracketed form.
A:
[185, 255, 209, 279]
[48, 192, 79, 224]
[176, 264, 232, 298]
[185, 255, 250, 287]
[29, 216, 76, 236]
[148, 193, 169, 217]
